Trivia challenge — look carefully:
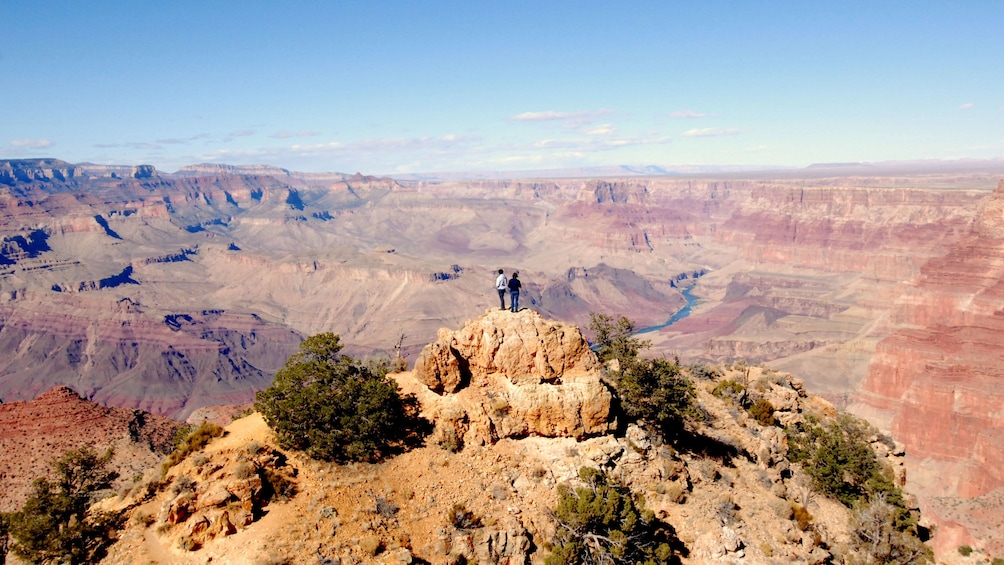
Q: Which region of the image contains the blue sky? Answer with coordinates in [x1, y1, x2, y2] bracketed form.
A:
[2, 1, 1002, 174]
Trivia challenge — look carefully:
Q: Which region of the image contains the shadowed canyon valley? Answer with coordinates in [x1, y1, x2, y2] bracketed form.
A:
[3, 158, 1004, 555]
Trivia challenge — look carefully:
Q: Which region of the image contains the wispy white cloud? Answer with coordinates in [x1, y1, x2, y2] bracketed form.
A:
[156, 133, 212, 145]
[531, 134, 670, 151]
[670, 110, 707, 119]
[507, 109, 613, 129]
[960, 102, 974, 110]
[476, 151, 587, 168]
[509, 111, 580, 122]
[585, 124, 616, 135]
[491, 155, 539, 164]
[93, 141, 162, 150]
[181, 129, 667, 175]
[201, 134, 481, 167]
[10, 138, 54, 148]
[289, 141, 347, 152]
[271, 130, 323, 139]
[230, 130, 255, 137]
[682, 127, 740, 137]
[319, 134, 477, 154]
[745, 145, 769, 152]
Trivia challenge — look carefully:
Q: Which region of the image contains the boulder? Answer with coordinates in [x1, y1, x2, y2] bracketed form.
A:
[165, 492, 196, 525]
[413, 309, 613, 443]
[475, 528, 532, 565]
[414, 309, 599, 390]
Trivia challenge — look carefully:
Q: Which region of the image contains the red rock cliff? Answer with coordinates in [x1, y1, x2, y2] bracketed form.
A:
[857, 180, 1004, 554]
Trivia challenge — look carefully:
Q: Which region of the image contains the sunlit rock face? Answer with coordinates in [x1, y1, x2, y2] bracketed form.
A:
[413, 309, 614, 443]
[0, 292, 302, 419]
[855, 180, 1004, 554]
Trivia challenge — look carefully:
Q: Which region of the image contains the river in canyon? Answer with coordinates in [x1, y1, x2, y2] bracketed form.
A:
[637, 285, 699, 335]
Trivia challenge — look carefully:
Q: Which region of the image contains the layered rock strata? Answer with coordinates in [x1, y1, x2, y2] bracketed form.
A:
[856, 180, 1004, 554]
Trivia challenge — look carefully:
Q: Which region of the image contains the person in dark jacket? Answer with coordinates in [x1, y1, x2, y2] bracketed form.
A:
[507, 272, 522, 312]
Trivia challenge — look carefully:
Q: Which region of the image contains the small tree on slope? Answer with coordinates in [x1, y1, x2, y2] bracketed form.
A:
[6, 447, 122, 564]
[547, 467, 680, 565]
[255, 332, 421, 463]
[589, 312, 696, 441]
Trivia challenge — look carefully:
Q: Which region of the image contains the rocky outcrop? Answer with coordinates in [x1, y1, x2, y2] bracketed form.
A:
[0, 159, 81, 188]
[412, 309, 613, 443]
[414, 308, 599, 390]
[160, 443, 294, 549]
[102, 349, 931, 564]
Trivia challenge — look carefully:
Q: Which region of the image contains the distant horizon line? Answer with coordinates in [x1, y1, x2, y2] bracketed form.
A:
[4, 156, 1004, 182]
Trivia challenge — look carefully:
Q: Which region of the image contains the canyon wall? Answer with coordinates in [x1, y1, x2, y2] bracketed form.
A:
[0, 160, 994, 420]
[855, 180, 1004, 554]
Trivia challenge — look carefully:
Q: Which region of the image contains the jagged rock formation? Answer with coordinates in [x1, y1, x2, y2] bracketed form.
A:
[0, 386, 181, 512]
[855, 179, 1004, 555]
[156, 441, 295, 550]
[413, 309, 613, 442]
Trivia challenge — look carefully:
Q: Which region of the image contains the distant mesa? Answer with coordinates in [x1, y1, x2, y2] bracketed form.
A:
[348, 171, 387, 183]
[174, 162, 293, 177]
[51, 265, 139, 292]
[132, 164, 157, 179]
[0, 229, 51, 263]
[185, 219, 229, 233]
[806, 162, 867, 168]
[143, 248, 197, 264]
[620, 164, 670, 175]
[0, 158, 78, 186]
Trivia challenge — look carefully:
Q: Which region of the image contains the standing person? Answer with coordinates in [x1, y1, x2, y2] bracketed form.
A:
[507, 271, 522, 312]
[495, 269, 508, 310]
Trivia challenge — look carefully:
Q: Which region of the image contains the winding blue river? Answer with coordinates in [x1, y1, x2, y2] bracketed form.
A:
[636, 286, 699, 334]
